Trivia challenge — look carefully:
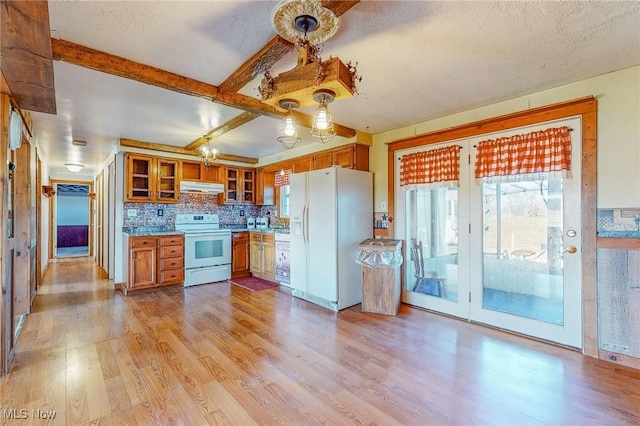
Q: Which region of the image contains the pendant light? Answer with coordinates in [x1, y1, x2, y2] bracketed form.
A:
[199, 135, 218, 169]
[277, 99, 301, 149]
[311, 89, 336, 144]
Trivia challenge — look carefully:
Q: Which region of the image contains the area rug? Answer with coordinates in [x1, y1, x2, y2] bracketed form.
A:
[230, 276, 279, 292]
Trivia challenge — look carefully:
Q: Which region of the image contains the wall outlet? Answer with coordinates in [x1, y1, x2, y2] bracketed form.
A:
[127, 209, 137, 217]
[239, 209, 245, 217]
[157, 209, 164, 217]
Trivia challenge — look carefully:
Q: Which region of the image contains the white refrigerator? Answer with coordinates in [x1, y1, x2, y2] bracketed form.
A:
[290, 167, 373, 311]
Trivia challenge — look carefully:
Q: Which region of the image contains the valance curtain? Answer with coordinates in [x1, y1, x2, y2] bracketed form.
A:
[274, 169, 292, 187]
[474, 126, 572, 183]
[400, 145, 460, 190]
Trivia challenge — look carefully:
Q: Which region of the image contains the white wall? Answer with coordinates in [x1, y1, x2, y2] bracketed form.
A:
[39, 150, 50, 274]
[372, 66, 640, 209]
[57, 193, 90, 225]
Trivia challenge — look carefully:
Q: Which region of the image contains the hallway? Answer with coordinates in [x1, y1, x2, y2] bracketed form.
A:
[1, 258, 640, 425]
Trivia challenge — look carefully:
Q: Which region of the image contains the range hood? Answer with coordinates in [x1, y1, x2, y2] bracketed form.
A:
[179, 181, 225, 194]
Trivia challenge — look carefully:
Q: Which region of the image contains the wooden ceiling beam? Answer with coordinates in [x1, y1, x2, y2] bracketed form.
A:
[186, 111, 261, 151]
[218, 36, 294, 94]
[217, 1, 360, 96]
[51, 39, 357, 139]
[1, 0, 56, 113]
[119, 138, 259, 164]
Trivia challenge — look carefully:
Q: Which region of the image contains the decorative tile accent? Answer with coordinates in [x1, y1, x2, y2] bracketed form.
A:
[597, 208, 640, 237]
[123, 193, 276, 230]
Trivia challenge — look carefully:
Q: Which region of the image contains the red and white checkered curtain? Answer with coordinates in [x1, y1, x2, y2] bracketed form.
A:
[400, 145, 460, 190]
[474, 126, 572, 183]
[274, 169, 291, 187]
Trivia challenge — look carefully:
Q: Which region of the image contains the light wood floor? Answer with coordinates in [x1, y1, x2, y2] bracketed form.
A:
[2, 258, 640, 425]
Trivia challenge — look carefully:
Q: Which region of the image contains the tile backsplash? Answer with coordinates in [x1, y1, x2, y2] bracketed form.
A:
[123, 193, 275, 228]
[597, 208, 640, 237]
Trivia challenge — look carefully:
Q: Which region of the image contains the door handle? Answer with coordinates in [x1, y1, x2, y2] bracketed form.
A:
[562, 245, 577, 254]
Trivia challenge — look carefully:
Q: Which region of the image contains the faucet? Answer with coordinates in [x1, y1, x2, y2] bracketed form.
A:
[269, 216, 287, 229]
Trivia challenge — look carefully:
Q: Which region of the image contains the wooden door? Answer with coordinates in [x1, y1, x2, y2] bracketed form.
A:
[292, 156, 312, 173]
[249, 233, 262, 274]
[156, 158, 179, 203]
[332, 146, 355, 169]
[126, 154, 154, 202]
[232, 232, 250, 278]
[129, 245, 157, 289]
[262, 234, 276, 279]
[312, 151, 333, 170]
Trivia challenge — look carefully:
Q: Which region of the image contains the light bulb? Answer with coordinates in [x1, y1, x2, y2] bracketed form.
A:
[314, 107, 329, 130]
[283, 117, 296, 136]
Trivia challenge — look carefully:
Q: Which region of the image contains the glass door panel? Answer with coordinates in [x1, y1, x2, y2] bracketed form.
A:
[480, 179, 564, 325]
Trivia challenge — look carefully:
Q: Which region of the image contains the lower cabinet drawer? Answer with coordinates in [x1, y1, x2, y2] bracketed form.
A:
[159, 269, 185, 285]
[159, 245, 184, 258]
[159, 257, 184, 271]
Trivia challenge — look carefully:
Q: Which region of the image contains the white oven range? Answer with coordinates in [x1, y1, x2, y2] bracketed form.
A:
[175, 213, 231, 287]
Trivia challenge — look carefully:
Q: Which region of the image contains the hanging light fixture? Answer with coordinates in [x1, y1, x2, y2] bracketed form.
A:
[199, 135, 218, 169]
[311, 89, 336, 143]
[277, 99, 301, 149]
[65, 163, 84, 173]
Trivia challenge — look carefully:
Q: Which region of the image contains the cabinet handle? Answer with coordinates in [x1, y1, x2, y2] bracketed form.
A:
[132, 252, 136, 259]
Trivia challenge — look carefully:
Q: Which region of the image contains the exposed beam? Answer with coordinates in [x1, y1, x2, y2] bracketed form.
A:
[119, 138, 259, 164]
[322, 0, 361, 17]
[186, 111, 261, 151]
[291, 110, 357, 139]
[218, 36, 294, 94]
[51, 39, 357, 139]
[1, 0, 56, 113]
[52, 38, 219, 100]
[217, 0, 360, 96]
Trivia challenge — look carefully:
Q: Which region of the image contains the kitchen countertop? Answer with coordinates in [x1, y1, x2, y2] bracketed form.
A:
[123, 227, 184, 237]
[229, 227, 290, 234]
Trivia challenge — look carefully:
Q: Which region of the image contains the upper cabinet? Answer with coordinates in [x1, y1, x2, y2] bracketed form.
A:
[220, 167, 255, 204]
[312, 144, 369, 171]
[291, 156, 313, 173]
[125, 154, 179, 203]
[255, 168, 275, 206]
[181, 160, 222, 183]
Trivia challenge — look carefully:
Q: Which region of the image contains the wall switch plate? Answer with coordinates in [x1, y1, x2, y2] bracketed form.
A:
[127, 209, 137, 217]
[157, 209, 164, 217]
[380, 201, 387, 211]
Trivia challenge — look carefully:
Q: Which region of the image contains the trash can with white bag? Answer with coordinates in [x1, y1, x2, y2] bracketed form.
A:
[357, 239, 403, 315]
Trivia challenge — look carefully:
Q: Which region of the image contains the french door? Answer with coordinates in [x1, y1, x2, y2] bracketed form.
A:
[396, 117, 583, 348]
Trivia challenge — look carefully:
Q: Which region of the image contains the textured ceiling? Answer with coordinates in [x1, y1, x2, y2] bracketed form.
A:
[28, 1, 640, 178]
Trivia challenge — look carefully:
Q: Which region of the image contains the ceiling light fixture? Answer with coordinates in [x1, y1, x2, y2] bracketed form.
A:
[65, 163, 84, 173]
[271, 0, 339, 45]
[199, 135, 219, 169]
[277, 99, 302, 149]
[311, 89, 336, 144]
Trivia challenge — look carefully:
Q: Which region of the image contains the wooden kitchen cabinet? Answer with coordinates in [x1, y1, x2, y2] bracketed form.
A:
[232, 232, 250, 278]
[123, 234, 184, 294]
[125, 153, 180, 203]
[220, 167, 255, 204]
[181, 160, 222, 183]
[158, 235, 185, 285]
[312, 144, 369, 171]
[255, 168, 275, 206]
[249, 232, 276, 281]
[127, 237, 157, 291]
[291, 156, 313, 173]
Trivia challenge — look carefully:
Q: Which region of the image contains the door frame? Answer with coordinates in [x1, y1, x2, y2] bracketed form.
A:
[387, 96, 598, 356]
[48, 179, 95, 260]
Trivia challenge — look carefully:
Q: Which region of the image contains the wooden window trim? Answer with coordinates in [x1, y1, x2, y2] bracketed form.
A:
[386, 96, 598, 359]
